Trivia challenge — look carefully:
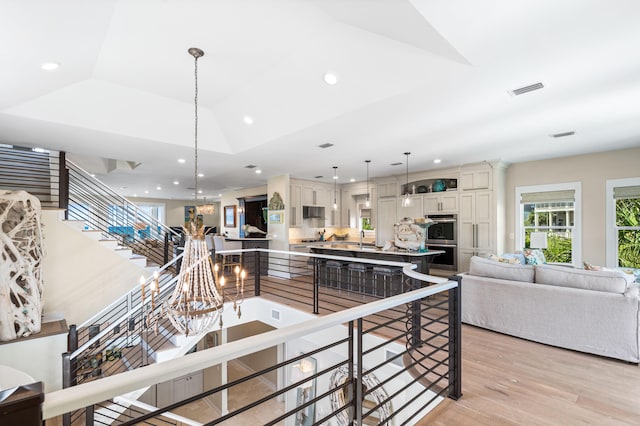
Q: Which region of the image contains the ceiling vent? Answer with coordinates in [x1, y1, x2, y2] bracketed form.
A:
[245, 164, 257, 169]
[390, 162, 402, 166]
[318, 143, 334, 149]
[509, 82, 544, 96]
[315, 175, 324, 179]
[551, 131, 575, 138]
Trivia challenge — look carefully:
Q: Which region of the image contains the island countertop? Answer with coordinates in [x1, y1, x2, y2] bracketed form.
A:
[310, 245, 444, 274]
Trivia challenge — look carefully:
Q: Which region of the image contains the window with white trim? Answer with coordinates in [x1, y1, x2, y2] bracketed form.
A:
[606, 178, 640, 268]
[515, 183, 582, 266]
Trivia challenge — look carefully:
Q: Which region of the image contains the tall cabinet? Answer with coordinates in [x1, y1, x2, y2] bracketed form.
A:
[457, 163, 506, 271]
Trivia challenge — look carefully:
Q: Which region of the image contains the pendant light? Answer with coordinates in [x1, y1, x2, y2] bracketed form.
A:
[333, 166, 338, 210]
[402, 152, 411, 207]
[365, 160, 371, 207]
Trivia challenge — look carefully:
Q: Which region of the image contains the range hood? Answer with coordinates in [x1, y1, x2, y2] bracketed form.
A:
[303, 205, 325, 219]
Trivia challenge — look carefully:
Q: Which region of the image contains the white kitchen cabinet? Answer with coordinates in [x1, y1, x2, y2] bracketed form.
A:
[396, 195, 423, 221]
[459, 191, 492, 270]
[157, 370, 203, 408]
[377, 181, 398, 198]
[290, 183, 302, 227]
[424, 192, 458, 214]
[302, 186, 316, 205]
[460, 169, 491, 190]
[376, 198, 397, 246]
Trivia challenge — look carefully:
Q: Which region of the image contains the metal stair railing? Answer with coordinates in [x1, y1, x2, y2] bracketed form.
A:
[65, 159, 181, 267]
[64, 254, 184, 387]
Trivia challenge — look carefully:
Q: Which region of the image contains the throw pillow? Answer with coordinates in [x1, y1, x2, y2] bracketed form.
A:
[524, 249, 546, 265]
[500, 252, 526, 265]
[488, 254, 521, 264]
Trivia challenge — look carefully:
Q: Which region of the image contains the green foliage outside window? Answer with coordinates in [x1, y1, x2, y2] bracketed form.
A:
[616, 198, 640, 268]
[361, 217, 373, 230]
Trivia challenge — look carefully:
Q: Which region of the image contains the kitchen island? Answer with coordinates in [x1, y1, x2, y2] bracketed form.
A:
[309, 244, 444, 275]
[225, 237, 270, 275]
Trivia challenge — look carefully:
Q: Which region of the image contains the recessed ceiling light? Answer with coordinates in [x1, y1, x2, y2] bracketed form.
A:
[433, 159, 442, 164]
[255, 169, 262, 174]
[198, 190, 203, 194]
[41, 62, 60, 71]
[323, 72, 338, 85]
[173, 180, 179, 185]
[178, 158, 186, 164]
[133, 194, 137, 197]
[350, 178, 355, 182]
[156, 186, 162, 190]
[144, 190, 149, 194]
[333, 175, 339, 180]
[218, 193, 222, 197]
[243, 115, 253, 125]
[198, 173, 204, 177]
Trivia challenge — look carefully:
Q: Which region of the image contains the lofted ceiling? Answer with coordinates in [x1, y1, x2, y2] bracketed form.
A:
[1, 0, 640, 200]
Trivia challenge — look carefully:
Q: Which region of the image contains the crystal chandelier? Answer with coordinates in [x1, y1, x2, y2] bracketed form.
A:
[143, 47, 244, 336]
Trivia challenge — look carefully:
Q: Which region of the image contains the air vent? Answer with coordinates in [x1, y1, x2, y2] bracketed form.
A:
[509, 82, 544, 96]
[551, 131, 575, 138]
[385, 349, 402, 367]
[271, 309, 281, 321]
[245, 164, 257, 169]
[318, 143, 334, 149]
[390, 162, 402, 166]
[315, 175, 324, 179]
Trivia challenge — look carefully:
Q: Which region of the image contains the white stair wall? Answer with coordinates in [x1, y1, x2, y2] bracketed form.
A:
[41, 209, 149, 326]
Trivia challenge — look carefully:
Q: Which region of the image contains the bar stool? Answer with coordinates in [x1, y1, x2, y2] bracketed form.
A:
[347, 263, 370, 293]
[372, 266, 404, 297]
[325, 260, 345, 289]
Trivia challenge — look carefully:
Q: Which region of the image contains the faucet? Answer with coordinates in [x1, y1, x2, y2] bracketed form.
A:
[360, 230, 365, 250]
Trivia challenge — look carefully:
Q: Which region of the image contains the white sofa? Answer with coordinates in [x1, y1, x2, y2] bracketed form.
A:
[460, 256, 639, 362]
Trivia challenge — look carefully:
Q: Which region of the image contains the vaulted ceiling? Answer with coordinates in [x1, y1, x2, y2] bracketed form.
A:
[2, 0, 640, 199]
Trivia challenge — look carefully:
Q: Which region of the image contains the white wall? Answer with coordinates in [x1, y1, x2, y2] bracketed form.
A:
[504, 147, 640, 265]
[132, 196, 220, 229]
[41, 210, 146, 325]
[0, 332, 66, 392]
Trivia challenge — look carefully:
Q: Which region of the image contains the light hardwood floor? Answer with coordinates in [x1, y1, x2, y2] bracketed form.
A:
[417, 324, 640, 425]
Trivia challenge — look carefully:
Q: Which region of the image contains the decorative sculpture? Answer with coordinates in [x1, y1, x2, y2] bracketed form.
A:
[0, 190, 44, 341]
[268, 192, 285, 210]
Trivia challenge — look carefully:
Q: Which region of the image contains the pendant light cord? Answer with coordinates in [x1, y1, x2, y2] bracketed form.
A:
[194, 54, 199, 206]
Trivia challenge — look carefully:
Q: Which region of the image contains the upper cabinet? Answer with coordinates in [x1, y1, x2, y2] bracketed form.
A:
[290, 183, 302, 227]
[377, 179, 398, 198]
[424, 192, 458, 214]
[460, 169, 491, 190]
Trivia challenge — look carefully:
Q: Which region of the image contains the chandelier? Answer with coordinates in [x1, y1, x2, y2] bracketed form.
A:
[140, 47, 244, 337]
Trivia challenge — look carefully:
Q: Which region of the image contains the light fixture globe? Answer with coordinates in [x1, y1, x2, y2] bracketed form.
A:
[402, 152, 411, 207]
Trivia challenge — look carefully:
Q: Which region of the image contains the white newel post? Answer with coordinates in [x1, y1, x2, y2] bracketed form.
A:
[0, 190, 44, 341]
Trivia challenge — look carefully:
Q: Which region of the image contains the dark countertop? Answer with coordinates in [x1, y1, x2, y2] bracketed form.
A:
[310, 245, 444, 257]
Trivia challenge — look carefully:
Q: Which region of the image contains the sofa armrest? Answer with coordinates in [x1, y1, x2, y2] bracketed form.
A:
[624, 283, 640, 299]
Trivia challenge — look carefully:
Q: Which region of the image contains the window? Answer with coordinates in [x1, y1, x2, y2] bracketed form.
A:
[606, 178, 640, 268]
[515, 183, 582, 266]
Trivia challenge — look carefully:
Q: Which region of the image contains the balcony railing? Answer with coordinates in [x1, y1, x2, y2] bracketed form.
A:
[50, 248, 461, 425]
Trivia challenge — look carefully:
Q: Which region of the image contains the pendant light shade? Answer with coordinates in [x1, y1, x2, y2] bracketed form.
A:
[402, 152, 411, 207]
[333, 166, 338, 210]
[365, 160, 371, 208]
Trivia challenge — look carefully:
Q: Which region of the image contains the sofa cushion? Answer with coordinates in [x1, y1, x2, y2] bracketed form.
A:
[469, 256, 535, 282]
[500, 252, 526, 265]
[535, 264, 629, 293]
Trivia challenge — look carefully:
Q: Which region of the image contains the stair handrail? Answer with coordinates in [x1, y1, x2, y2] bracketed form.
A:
[65, 159, 182, 266]
[65, 158, 180, 240]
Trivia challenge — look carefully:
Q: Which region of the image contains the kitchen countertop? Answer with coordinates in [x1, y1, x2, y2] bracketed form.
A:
[310, 244, 444, 256]
[226, 237, 271, 241]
